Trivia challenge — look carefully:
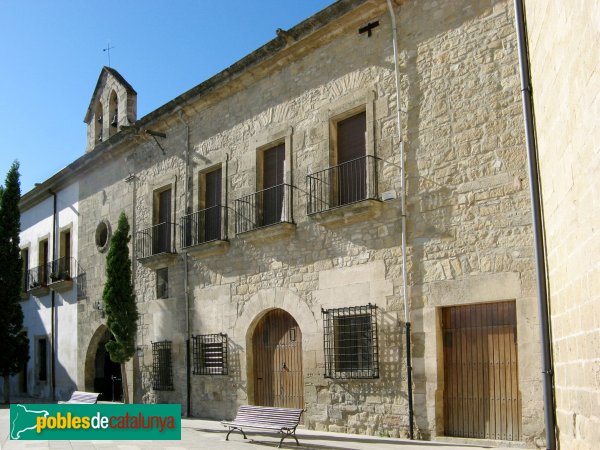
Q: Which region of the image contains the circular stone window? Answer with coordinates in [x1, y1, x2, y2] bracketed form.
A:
[95, 220, 111, 253]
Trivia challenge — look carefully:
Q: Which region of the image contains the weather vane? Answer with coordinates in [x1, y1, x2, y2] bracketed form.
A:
[103, 42, 116, 67]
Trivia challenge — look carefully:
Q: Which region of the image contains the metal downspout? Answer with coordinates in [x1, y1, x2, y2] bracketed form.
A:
[386, 0, 414, 439]
[513, 1, 556, 448]
[125, 171, 136, 403]
[48, 189, 57, 402]
[178, 111, 192, 417]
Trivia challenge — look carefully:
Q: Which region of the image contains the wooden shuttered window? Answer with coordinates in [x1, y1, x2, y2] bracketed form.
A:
[336, 111, 367, 205]
[262, 143, 285, 226]
[204, 168, 222, 242]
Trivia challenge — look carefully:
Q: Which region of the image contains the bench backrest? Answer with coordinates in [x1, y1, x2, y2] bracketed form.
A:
[68, 391, 100, 403]
[234, 406, 303, 428]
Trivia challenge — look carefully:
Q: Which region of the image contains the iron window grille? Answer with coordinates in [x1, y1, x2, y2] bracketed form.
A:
[322, 303, 379, 379]
[152, 340, 174, 390]
[192, 333, 228, 375]
[156, 267, 168, 299]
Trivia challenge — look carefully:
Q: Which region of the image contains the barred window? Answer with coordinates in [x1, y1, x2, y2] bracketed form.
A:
[193, 333, 228, 375]
[152, 341, 173, 390]
[322, 303, 379, 379]
[156, 268, 168, 299]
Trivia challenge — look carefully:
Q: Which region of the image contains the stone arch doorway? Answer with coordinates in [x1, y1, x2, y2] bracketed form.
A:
[84, 325, 123, 402]
[251, 309, 304, 409]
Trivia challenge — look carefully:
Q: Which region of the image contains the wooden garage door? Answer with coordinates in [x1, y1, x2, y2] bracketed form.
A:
[253, 309, 303, 409]
[442, 301, 521, 441]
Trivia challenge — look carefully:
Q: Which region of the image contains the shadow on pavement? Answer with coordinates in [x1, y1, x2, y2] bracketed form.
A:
[191, 427, 490, 449]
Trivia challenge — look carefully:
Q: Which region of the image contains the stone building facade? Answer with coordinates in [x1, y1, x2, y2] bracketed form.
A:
[525, 1, 600, 449]
[17, 0, 547, 446]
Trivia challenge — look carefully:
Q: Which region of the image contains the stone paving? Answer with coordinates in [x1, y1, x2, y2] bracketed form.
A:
[0, 405, 517, 450]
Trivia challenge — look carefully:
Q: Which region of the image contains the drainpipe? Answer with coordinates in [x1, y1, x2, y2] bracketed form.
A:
[125, 171, 136, 403]
[48, 189, 57, 402]
[178, 110, 192, 417]
[386, 0, 414, 439]
[513, 1, 556, 449]
[225, 153, 229, 237]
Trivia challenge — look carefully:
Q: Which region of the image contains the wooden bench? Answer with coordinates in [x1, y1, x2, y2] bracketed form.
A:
[58, 391, 101, 404]
[221, 405, 303, 448]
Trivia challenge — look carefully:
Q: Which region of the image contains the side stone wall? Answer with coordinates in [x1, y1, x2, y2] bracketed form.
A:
[526, 1, 600, 449]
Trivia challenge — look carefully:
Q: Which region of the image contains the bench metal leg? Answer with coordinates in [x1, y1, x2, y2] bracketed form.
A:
[277, 429, 299, 448]
[226, 426, 247, 441]
[278, 433, 286, 448]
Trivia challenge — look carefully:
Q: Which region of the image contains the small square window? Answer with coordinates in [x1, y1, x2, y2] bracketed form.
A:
[322, 303, 379, 379]
[152, 341, 173, 390]
[156, 268, 168, 299]
[192, 334, 228, 375]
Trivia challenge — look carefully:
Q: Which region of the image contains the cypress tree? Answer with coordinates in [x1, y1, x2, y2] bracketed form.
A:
[0, 162, 29, 404]
[102, 211, 138, 403]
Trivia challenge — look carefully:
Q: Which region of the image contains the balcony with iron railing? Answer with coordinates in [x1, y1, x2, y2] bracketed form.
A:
[307, 155, 382, 226]
[136, 222, 177, 266]
[48, 256, 76, 292]
[235, 183, 295, 243]
[26, 264, 49, 297]
[180, 205, 229, 257]
[25, 257, 79, 296]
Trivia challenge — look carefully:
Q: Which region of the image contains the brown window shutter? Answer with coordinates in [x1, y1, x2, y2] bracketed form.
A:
[337, 111, 366, 163]
[205, 168, 222, 208]
[262, 143, 285, 188]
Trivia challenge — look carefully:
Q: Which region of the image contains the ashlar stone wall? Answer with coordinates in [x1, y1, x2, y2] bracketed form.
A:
[526, 1, 600, 449]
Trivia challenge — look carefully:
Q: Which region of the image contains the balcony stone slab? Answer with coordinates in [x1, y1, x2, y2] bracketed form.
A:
[184, 240, 230, 258]
[49, 278, 74, 293]
[237, 222, 296, 244]
[137, 252, 178, 269]
[29, 284, 50, 297]
[309, 199, 382, 227]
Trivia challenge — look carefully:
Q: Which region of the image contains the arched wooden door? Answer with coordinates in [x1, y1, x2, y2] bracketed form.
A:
[253, 309, 304, 409]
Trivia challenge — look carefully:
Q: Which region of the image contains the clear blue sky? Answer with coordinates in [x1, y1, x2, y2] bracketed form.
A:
[0, 1, 333, 194]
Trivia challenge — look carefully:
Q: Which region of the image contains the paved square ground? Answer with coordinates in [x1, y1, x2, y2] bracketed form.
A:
[0, 406, 520, 450]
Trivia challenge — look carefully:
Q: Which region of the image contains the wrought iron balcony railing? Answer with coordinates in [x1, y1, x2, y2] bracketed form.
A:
[136, 222, 177, 259]
[25, 257, 78, 293]
[235, 183, 293, 234]
[48, 257, 75, 283]
[27, 264, 48, 291]
[307, 155, 379, 215]
[180, 205, 227, 249]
